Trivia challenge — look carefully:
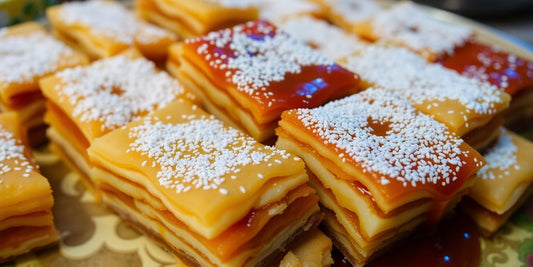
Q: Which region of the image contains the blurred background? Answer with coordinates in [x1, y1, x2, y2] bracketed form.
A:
[1, 0, 532, 45]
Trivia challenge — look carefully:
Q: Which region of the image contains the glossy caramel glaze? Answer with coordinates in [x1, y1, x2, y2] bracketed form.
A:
[440, 41, 533, 96]
[181, 21, 361, 119]
[332, 213, 481, 267]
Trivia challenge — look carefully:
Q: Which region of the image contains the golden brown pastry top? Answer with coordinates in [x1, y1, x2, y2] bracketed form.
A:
[341, 46, 511, 136]
[180, 20, 361, 123]
[0, 22, 88, 106]
[88, 99, 308, 239]
[280, 88, 484, 206]
[469, 130, 533, 214]
[39, 50, 196, 142]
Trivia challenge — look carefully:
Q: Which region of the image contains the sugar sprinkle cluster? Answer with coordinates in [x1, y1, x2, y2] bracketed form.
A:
[324, 0, 382, 24]
[462, 48, 533, 91]
[127, 116, 290, 195]
[478, 130, 520, 180]
[55, 56, 188, 131]
[294, 89, 475, 187]
[58, 0, 173, 45]
[189, 21, 334, 105]
[0, 31, 74, 85]
[0, 126, 33, 182]
[344, 46, 505, 118]
[281, 16, 367, 60]
[371, 3, 472, 58]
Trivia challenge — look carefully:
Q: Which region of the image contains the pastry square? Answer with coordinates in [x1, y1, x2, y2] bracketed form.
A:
[311, 0, 382, 34]
[0, 113, 58, 263]
[47, 0, 177, 61]
[440, 42, 533, 125]
[355, 2, 473, 61]
[257, 0, 323, 24]
[87, 99, 321, 266]
[340, 46, 511, 149]
[39, 49, 196, 194]
[275, 89, 484, 265]
[279, 16, 368, 61]
[462, 129, 533, 236]
[0, 22, 88, 146]
[135, 0, 258, 39]
[168, 20, 361, 142]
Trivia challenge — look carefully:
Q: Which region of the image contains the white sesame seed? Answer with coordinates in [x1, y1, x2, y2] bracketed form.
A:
[478, 129, 519, 180]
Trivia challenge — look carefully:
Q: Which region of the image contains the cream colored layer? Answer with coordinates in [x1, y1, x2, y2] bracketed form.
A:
[277, 134, 432, 239]
[277, 121, 449, 213]
[172, 59, 275, 142]
[0, 211, 53, 231]
[148, 0, 258, 36]
[88, 99, 309, 239]
[46, 128, 91, 179]
[0, 98, 45, 129]
[280, 229, 333, 267]
[101, 187, 320, 267]
[469, 131, 533, 214]
[52, 27, 108, 60]
[0, 226, 58, 262]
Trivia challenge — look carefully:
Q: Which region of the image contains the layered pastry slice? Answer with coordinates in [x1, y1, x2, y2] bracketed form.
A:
[0, 113, 58, 263]
[87, 99, 321, 266]
[341, 46, 511, 150]
[0, 22, 88, 146]
[47, 0, 177, 61]
[310, 0, 382, 34]
[279, 16, 368, 61]
[39, 49, 196, 195]
[168, 20, 361, 142]
[461, 129, 533, 236]
[440, 42, 533, 126]
[355, 2, 473, 62]
[135, 0, 258, 39]
[275, 89, 485, 265]
[257, 0, 323, 25]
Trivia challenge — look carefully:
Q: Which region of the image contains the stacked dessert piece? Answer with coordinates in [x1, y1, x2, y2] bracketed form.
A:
[47, 0, 176, 61]
[257, 0, 322, 24]
[87, 99, 321, 266]
[461, 129, 533, 236]
[275, 89, 485, 265]
[167, 20, 361, 142]
[0, 22, 88, 146]
[311, 0, 383, 34]
[440, 42, 533, 126]
[135, 0, 258, 39]
[340, 46, 510, 150]
[0, 113, 57, 262]
[39, 49, 196, 195]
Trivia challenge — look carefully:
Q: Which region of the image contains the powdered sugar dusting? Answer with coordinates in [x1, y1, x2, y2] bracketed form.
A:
[0, 30, 74, 85]
[371, 3, 472, 58]
[0, 126, 34, 180]
[127, 116, 288, 194]
[294, 89, 475, 187]
[58, 0, 174, 45]
[478, 130, 520, 180]
[187, 21, 334, 105]
[324, 0, 382, 23]
[55, 56, 190, 132]
[344, 46, 505, 118]
[280, 16, 367, 60]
